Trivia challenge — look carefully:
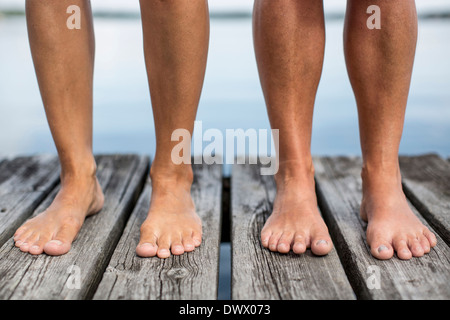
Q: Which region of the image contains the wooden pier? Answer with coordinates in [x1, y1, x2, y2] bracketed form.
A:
[0, 154, 449, 300]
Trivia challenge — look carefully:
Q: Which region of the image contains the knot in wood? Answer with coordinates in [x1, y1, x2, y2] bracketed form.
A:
[167, 267, 189, 280]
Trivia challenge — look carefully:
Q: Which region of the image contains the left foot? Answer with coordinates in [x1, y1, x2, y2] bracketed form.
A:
[361, 164, 437, 260]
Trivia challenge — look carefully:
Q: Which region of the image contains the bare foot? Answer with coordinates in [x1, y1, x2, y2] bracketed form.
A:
[14, 165, 104, 256]
[360, 165, 437, 260]
[136, 166, 202, 259]
[261, 161, 333, 256]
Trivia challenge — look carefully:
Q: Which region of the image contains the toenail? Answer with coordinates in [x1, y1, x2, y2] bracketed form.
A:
[48, 240, 63, 246]
[16, 241, 23, 246]
[31, 245, 40, 250]
[378, 245, 389, 252]
[316, 240, 328, 246]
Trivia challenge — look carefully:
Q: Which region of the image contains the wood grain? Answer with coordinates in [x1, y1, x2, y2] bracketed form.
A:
[0, 155, 149, 300]
[314, 156, 450, 300]
[231, 163, 355, 300]
[93, 163, 222, 300]
[0, 155, 60, 247]
[399, 154, 450, 246]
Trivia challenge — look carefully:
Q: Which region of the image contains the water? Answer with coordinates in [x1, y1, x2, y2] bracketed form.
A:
[0, 15, 449, 300]
[1, 16, 449, 163]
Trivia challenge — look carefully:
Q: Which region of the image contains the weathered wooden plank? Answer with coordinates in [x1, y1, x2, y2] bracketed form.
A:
[399, 154, 450, 246]
[93, 163, 222, 300]
[314, 156, 450, 300]
[0, 155, 60, 247]
[0, 154, 149, 300]
[231, 163, 356, 300]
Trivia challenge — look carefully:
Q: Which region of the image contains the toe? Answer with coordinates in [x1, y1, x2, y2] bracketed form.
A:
[28, 237, 50, 255]
[260, 229, 272, 248]
[14, 226, 28, 240]
[310, 233, 333, 256]
[14, 237, 25, 247]
[15, 230, 33, 247]
[44, 239, 71, 256]
[137, 225, 158, 257]
[370, 239, 394, 260]
[136, 243, 158, 257]
[192, 230, 202, 248]
[408, 238, 424, 257]
[423, 228, 437, 248]
[393, 238, 412, 260]
[418, 235, 430, 254]
[182, 232, 196, 252]
[136, 233, 158, 258]
[156, 236, 171, 259]
[171, 235, 185, 256]
[43, 218, 80, 256]
[277, 232, 294, 254]
[268, 232, 282, 252]
[292, 233, 307, 254]
[19, 233, 39, 253]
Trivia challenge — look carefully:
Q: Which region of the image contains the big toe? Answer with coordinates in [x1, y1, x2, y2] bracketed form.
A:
[311, 236, 333, 256]
[43, 240, 71, 256]
[311, 239, 333, 256]
[370, 239, 394, 260]
[136, 231, 158, 257]
[136, 243, 158, 257]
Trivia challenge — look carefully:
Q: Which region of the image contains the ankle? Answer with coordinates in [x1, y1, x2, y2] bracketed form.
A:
[361, 161, 402, 188]
[150, 161, 194, 187]
[274, 158, 316, 191]
[60, 157, 98, 184]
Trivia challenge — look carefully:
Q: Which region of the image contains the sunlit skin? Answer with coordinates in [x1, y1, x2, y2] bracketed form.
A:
[15, 0, 208, 258]
[135, 0, 209, 259]
[14, 0, 103, 256]
[15, 0, 437, 261]
[253, 0, 436, 259]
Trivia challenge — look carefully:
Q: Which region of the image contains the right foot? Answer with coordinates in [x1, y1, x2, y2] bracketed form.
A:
[14, 164, 104, 256]
[260, 160, 333, 255]
[136, 165, 202, 259]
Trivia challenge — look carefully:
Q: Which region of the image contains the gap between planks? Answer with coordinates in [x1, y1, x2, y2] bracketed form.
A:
[0, 155, 449, 300]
